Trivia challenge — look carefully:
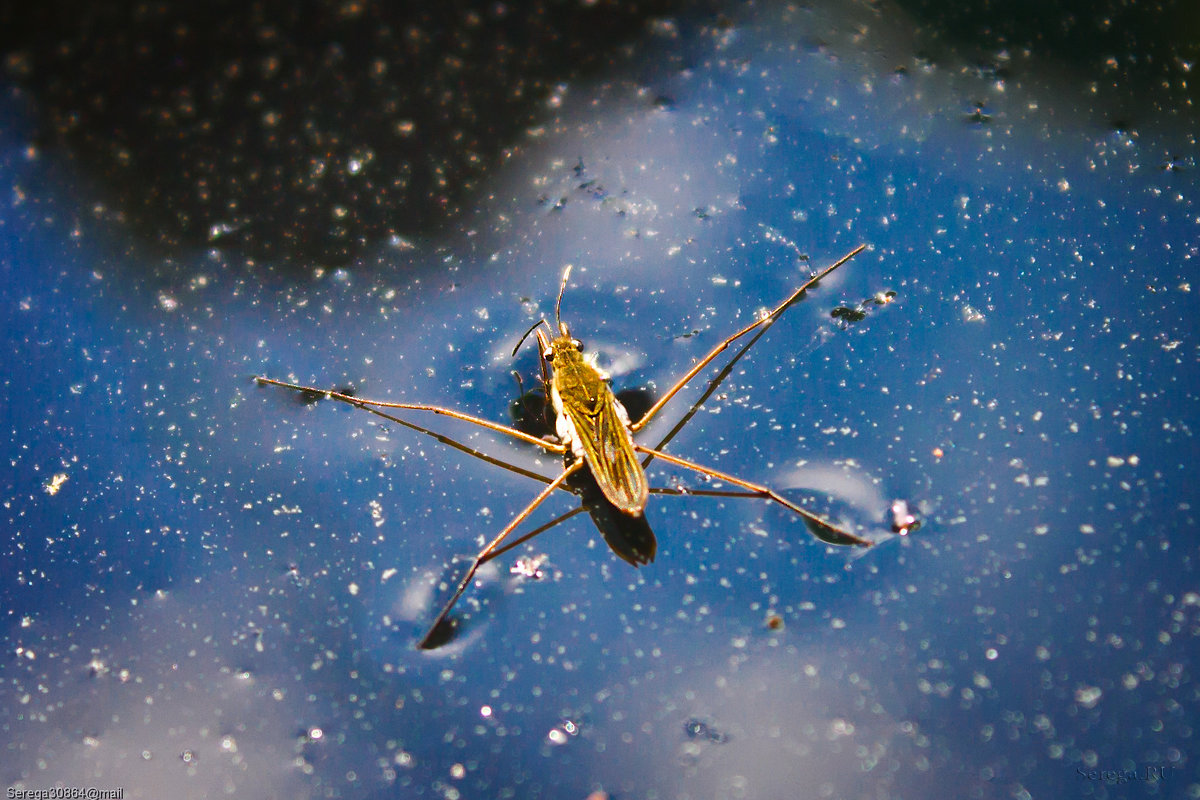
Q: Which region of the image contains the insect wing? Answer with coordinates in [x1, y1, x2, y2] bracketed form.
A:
[561, 386, 649, 515]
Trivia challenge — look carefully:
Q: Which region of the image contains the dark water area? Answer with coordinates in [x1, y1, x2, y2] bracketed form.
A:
[0, 0, 715, 267]
[3, 1, 1197, 798]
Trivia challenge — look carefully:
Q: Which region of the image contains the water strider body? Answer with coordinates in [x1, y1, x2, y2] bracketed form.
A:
[539, 315, 649, 516]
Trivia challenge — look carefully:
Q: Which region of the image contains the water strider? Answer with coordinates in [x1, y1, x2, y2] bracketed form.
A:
[257, 244, 871, 648]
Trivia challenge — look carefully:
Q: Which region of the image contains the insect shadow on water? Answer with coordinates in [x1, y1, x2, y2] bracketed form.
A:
[257, 245, 871, 649]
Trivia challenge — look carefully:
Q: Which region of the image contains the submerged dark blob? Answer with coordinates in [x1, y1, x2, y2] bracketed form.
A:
[614, 388, 655, 428]
[683, 717, 728, 744]
[832, 290, 898, 328]
[510, 387, 553, 440]
[831, 306, 868, 324]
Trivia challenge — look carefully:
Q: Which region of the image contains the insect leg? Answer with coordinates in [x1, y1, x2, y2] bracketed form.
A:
[633, 445, 872, 547]
[418, 460, 587, 649]
[630, 244, 865, 433]
[352, 403, 560, 486]
[255, 376, 566, 453]
[483, 506, 589, 564]
[641, 301, 775, 467]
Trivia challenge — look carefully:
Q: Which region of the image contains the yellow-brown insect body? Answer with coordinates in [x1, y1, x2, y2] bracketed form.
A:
[542, 326, 649, 516]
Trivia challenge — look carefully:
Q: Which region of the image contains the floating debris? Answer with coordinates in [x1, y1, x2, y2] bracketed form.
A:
[890, 499, 921, 535]
[43, 473, 69, 495]
[683, 717, 728, 744]
[511, 555, 547, 580]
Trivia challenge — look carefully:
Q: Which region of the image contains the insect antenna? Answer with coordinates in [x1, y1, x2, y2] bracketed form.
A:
[555, 264, 573, 334]
[512, 264, 575, 358]
[512, 319, 550, 357]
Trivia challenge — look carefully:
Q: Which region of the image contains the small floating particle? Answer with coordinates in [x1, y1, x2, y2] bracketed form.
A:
[890, 499, 921, 535]
[1075, 685, 1102, 708]
[511, 555, 546, 580]
[961, 304, 985, 323]
[44, 473, 69, 495]
[683, 718, 728, 743]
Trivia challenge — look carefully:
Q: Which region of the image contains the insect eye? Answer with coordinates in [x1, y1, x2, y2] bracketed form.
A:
[542, 349, 554, 361]
[572, 339, 583, 351]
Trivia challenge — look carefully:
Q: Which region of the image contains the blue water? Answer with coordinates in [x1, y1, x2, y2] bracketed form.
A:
[3, 3, 1196, 799]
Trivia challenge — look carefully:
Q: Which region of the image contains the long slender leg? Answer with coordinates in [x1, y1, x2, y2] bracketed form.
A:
[256, 376, 566, 453]
[481, 485, 818, 566]
[260, 377, 577, 497]
[649, 487, 773, 499]
[484, 506, 589, 564]
[634, 445, 872, 547]
[630, 244, 865, 432]
[419, 460, 586, 649]
[352, 403, 559, 486]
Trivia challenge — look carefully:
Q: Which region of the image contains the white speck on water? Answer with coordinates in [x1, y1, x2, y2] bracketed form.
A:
[962, 304, 985, 323]
[1075, 686, 1102, 708]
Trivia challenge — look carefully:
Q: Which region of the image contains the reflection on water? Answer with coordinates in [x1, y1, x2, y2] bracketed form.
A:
[3, 0, 1196, 797]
